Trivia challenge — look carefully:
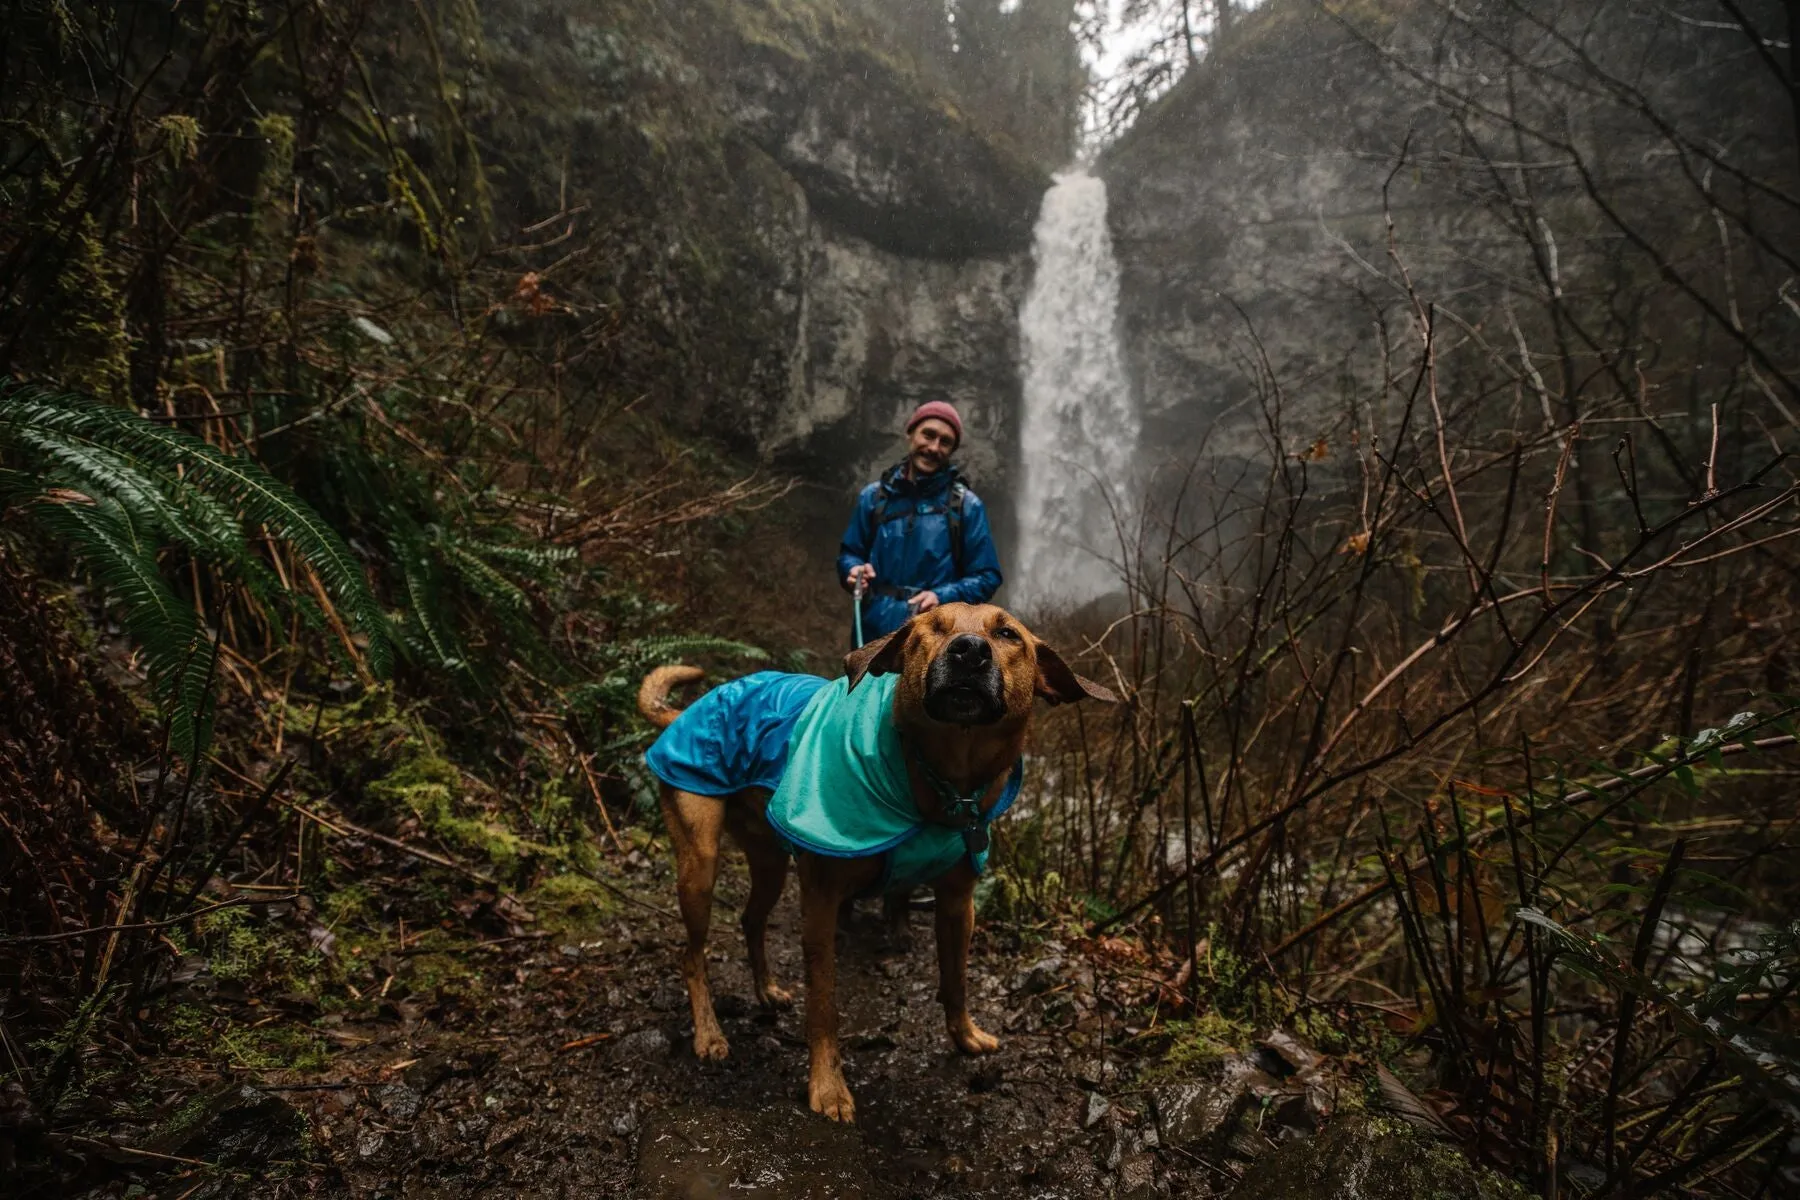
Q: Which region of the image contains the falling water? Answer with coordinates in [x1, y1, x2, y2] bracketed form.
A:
[1014, 170, 1140, 611]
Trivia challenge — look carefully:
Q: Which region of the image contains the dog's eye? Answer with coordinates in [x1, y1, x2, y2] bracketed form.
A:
[993, 626, 1021, 642]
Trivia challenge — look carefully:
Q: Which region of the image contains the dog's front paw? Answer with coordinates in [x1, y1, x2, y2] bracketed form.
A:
[808, 1072, 856, 1123]
[757, 982, 794, 1009]
[948, 1017, 1001, 1055]
[693, 1028, 731, 1061]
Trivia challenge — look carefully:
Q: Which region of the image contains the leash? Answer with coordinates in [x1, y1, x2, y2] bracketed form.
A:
[852, 577, 867, 649]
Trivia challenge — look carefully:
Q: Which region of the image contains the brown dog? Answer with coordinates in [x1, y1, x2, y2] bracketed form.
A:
[637, 602, 1114, 1122]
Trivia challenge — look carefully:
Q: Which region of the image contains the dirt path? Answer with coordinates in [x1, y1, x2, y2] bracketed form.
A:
[299, 865, 1155, 1199]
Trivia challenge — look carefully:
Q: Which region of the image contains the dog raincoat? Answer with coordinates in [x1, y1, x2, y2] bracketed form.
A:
[642, 671, 1022, 894]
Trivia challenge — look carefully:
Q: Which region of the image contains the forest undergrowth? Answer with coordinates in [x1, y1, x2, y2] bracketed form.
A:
[1, 1, 1797, 1198]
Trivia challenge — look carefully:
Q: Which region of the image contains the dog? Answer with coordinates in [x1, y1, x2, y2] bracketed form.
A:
[636, 601, 1115, 1123]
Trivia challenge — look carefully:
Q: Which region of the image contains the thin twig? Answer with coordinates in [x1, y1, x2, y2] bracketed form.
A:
[0, 893, 302, 945]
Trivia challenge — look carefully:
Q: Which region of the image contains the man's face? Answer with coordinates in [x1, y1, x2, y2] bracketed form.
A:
[907, 418, 957, 476]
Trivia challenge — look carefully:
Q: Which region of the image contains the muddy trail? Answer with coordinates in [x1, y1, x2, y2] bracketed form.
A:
[289, 861, 1163, 1200]
[34, 804, 1529, 1200]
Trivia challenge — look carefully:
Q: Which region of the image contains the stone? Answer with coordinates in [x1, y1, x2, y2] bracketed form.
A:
[1231, 1116, 1532, 1200]
[1118, 1151, 1158, 1200]
[1151, 1055, 1285, 1152]
[1017, 956, 1065, 995]
[355, 1128, 386, 1162]
[723, 38, 1045, 259]
[1261, 1029, 1322, 1074]
[612, 1027, 672, 1062]
[1073, 1058, 1118, 1088]
[375, 1083, 421, 1123]
[403, 1047, 495, 1095]
[1083, 1090, 1112, 1129]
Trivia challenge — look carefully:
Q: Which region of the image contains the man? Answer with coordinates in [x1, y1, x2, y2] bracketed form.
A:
[838, 401, 1003, 646]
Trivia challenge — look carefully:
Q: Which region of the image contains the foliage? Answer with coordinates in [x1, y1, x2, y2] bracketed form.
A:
[0, 381, 389, 759]
[1010, 4, 1800, 1189]
[0, 4, 797, 1189]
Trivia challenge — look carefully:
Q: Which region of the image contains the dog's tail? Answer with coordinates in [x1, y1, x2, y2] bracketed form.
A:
[637, 665, 705, 729]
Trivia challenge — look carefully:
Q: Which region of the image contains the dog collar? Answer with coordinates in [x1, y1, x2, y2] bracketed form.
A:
[907, 746, 997, 857]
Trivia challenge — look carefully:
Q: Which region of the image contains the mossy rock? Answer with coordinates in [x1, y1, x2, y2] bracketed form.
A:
[362, 729, 556, 876]
[526, 871, 623, 934]
[1231, 1115, 1530, 1200]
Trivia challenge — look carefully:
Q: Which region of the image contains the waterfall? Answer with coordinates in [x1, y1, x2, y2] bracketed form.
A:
[1014, 170, 1140, 612]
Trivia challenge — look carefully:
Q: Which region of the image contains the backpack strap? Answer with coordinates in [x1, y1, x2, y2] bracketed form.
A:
[864, 475, 968, 578]
[946, 482, 967, 578]
[866, 490, 890, 535]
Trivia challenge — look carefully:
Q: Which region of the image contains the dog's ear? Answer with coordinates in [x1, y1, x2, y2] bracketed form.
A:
[1034, 640, 1118, 706]
[845, 621, 911, 691]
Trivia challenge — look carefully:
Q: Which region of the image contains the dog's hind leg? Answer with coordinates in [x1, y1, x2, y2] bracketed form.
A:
[731, 813, 793, 1009]
[881, 888, 915, 952]
[660, 787, 730, 1061]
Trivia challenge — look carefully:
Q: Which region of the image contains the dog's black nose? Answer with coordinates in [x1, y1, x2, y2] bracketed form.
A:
[946, 634, 992, 667]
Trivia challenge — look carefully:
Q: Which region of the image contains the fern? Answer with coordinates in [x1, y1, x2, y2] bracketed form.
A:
[440, 536, 532, 616]
[0, 380, 392, 758]
[29, 497, 220, 759]
[613, 634, 768, 667]
[390, 524, 470, 673]
[0, 382, 390, 668]
[453, 536, 578, 577]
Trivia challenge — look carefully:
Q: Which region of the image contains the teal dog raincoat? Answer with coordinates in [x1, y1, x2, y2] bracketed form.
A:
[642, 671, 1022, 894]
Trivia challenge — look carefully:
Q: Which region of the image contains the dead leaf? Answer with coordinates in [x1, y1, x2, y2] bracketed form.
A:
[1376, 1064, 1455, 1139]
[513, 271, 556, 315]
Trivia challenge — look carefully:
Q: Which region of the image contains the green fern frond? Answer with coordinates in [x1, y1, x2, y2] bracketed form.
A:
[0, 380, 391, 672]
[457, 538, 579, 578]
[4, 427, 243, 560]
[29, 498, 217, 758]
[0, 380, 394, 758]
[394, 540, 468, 673]
[440, 538, 532, 616]
[614, 634, 768, 668]
[559, 637, 767, 727]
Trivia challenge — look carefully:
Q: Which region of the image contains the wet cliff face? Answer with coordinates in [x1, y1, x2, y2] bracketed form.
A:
[1098, 3, 1464, 467]
[716, 10, 1043, 503]
[1098, 0, 1796, 477]
[474, 0, 1044, 504]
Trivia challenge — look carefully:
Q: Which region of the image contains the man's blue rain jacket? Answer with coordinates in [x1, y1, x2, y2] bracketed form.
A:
[837, 464, 1002, 642]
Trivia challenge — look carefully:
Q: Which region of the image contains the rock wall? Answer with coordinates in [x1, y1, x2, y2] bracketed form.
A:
[475, 0, 1044, 509]
[1098, 0, 1797, 480]
[779, 221, 1029, 492]
[1098, 2, 1476, 467]
[717, 8, 1041, 503]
